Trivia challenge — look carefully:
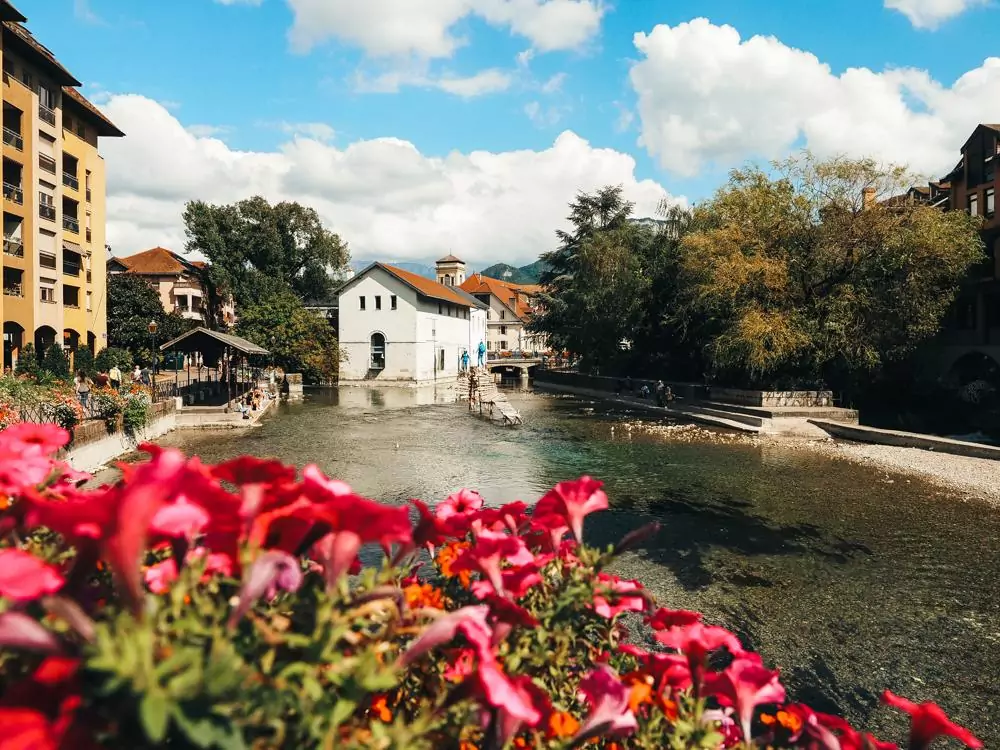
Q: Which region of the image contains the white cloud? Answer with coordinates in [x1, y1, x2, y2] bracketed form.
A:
[283, 0, 604, 57]
[186, 124, 231, 138]
[629, 18, 1000, 178]
[540, 72, 567, 93]
[884, 0, 988, 28]
[524, 100, 568, 127]
[280, 122, 336, 141]
[99, 94, 679, 266]
[353, 66, 512, 97]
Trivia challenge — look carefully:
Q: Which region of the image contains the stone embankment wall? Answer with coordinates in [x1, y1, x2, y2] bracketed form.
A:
[62, 399, 177, 473]
[710, 387, 833, 408]
[532, 370, 709, 400]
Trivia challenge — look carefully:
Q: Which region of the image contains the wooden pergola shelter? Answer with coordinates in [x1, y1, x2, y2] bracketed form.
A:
[159, 327, 270, 406]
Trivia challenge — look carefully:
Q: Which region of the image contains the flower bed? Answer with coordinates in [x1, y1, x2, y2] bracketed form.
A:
[0, 424, 983, 750]
[0, 375, 84, 432]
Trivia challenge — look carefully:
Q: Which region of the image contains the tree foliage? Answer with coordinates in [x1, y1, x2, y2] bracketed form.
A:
[95, 347, 134, 374]
[536, 154, 984, 390]
[42, 343, 70, 380]
[73, 347, 95, 377]
[14, 343, 40, 379]
[106, 274, 194, 365]
[182, 196, 350, 308]
[235, 291, 342, 383]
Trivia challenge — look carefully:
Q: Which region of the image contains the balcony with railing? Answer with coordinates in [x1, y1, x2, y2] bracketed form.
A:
[3, 236, 23, 258]
[38, 104, 55, 126]
[63, 215, 79, 233]
[62, 171, 79, 190]
[3, 269, 23, 297]
[3, 182, 22, 205]
[62, 154, 79, 191]
[63, 258, 81, 277]
[2, 127, 21, 151]
[38, 154, 56, 175]
[38, 203, 55, 221]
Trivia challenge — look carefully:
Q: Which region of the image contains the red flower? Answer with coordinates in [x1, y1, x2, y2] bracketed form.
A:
[655, 622, 745, 695]
[399, 605, 493, 666]
[592, 574, 647, 619]
[227, 550, 303, 628]
[646, 607, 702, 630]
[470, 563, 542, 600]
[452, 530, 535, 596]
[0, 423, 69, 455]
[703, 654, 786, 742]
[0, 550, 64, 602]
[532, 476, 608, 544]
[435, 488, 484, 521]
[573, 666, 638, 742]
[0, 656, 90, 750]
[881, 691, 982, 750]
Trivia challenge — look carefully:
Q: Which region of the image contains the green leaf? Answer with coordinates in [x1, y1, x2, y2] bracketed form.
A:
[140, 692, 171, 743]
[329, 697, 358, 728]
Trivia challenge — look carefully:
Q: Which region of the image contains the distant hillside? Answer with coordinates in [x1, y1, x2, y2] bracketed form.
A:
[478, 260, 549, 284]
[350, 259, 437, 279]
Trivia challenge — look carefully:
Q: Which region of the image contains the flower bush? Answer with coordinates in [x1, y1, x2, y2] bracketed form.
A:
[0, 423, 984, 750]
[89, 385, 153, 436]
[0, 375, 84, 433]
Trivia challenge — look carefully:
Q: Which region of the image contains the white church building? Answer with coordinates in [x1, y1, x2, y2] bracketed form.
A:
[337, 257, 488, 385]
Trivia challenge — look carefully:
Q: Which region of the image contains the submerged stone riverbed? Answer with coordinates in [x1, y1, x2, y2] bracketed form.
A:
[152, 387, 1000, 744]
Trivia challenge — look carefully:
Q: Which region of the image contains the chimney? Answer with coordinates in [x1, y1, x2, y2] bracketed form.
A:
[862, 187, 876, 209]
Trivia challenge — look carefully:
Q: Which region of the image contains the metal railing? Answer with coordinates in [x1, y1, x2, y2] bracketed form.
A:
[38, 104, 55, 126]
[3, 237, 23, 257]
[39, 203, 55, 221]
[3, 182, 22, 204]
[63, 215, 79, 233]
[62, 171, 79, 190]
[3, 127, 22, 150]
[38, 154, 56, 174]
[3, 282, 23, 297]
[63, 260, 80, 276]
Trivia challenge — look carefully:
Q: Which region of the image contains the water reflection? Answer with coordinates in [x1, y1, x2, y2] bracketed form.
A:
[157, 386, 1000, 744]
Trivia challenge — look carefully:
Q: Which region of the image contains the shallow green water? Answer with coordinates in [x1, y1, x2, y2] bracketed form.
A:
[156, 387, 1000, 744]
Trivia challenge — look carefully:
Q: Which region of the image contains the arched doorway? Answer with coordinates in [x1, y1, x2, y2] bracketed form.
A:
[63, 329, 81, 370]
[3, 322, 24, 371]
[34, 325, 57, 358]
[370, 332, 386, 370]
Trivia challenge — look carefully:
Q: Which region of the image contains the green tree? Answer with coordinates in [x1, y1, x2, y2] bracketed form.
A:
[106, 274, 194, 364]
[15, 343, 41, 379]
[73, 347, 96, 377]
[183, 197, 350, 308]
[679, 152, 985, 388]
[95, 346, 134, 373]
[235, 291, 341, 384]
[42, 343, 70, 379]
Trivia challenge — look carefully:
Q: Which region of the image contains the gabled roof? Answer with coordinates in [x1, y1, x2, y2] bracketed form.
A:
[115, 247, 201, 276]
[961, 123, 1000, 151]
[459, 274, 542, 319]
[160, 327, 268, 356]
[437, 254, 464, 264]
[2, 21, 80, 86]
[0, 1, 26, 22]
[340, 262, 476, 307]
[450, 287, 489, 310]
[63, 86, 125, 138]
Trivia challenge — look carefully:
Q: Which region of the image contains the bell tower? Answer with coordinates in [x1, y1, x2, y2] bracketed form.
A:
[435, 254, 466, 287]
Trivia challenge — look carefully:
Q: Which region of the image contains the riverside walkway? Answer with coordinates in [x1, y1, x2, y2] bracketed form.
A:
[456, 368, 523, 426]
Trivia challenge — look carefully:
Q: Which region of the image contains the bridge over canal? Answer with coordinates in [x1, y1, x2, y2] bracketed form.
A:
[485, 357, 544, 380]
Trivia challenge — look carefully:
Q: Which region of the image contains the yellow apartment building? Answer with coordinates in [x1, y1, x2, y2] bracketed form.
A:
[0, 0, 123, 370]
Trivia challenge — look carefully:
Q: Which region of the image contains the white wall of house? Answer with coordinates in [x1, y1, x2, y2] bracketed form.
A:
[469, 308, 487, 360]
[338, 266, 476, 384]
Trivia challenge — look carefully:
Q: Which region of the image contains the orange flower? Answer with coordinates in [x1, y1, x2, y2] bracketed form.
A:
[776, 710, 803, 734]
[370, 694, 392, 723]
[0, 495, 10, 511]
[403, 582, 445, 610]
[547, 711, 580, 739]
[459, 742, 478, 750]
[436, 541, 472, 587]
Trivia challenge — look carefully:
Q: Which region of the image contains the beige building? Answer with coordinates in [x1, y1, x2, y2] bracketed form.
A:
[109, 246, 235, 327]
[1, 0, 123, 369]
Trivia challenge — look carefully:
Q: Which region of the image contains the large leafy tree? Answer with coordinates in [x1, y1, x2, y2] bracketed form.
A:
[678, 153, 985, 388]
[106, 274, 194, 364]
[182, 197, 350, 308]
[235, 291, 342, 384]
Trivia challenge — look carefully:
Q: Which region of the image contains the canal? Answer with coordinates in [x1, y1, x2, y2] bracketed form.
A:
[155, 387, 1000, 744]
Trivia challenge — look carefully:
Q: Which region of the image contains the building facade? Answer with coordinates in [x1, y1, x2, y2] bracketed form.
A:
[338, 262, 487, 385]
[108, 246, 235, 327]
[1, 1, 123, 369]
[459, 270, 546, 355]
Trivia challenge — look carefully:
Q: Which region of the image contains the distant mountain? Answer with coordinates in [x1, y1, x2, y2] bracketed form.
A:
[350, 259, 437, 279]
[477, 260, 549, 285]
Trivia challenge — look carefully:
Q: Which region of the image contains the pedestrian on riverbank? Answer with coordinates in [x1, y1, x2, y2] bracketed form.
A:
[74, 369, 92, 407]
[461, 349, 470, 372]
[131, 365, 142, 384]
[109, 364, 122, 391]
[655, 380, 665, 406]
[477, 341, 486, 367]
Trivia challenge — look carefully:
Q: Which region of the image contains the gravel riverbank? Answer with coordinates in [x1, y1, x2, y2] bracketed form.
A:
[624, 420, 1000, 506]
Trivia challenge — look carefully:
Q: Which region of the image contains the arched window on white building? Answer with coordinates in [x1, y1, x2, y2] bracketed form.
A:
[370, 332, 386, 370]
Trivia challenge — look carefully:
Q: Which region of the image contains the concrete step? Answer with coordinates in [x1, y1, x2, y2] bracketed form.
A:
[697, 400, 858, 422]
[670, 402, 766, 427]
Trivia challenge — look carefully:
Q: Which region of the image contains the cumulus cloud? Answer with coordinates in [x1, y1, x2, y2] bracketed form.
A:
[283, 0, 604, 57]
[884, 0, 988, 28]
[99, 94, 678, 266]
[352, 65, 513, 96]
[629, 18, 1000, 178]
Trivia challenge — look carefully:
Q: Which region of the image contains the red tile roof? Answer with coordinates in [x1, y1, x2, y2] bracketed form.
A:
[459, 274, 541, 319]
[116, 247, 196, 276]
[378, 263, 476, 307]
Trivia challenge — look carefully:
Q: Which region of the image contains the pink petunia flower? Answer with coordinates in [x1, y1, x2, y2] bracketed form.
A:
[703, 654, 786, 742]
[532, 476, 608, 544]
[452, 530, 536, 596]
[144, 558, 178, 594]
[592, 574, 647, 619]
[0, 549, 64, 602]
[881, 691, 982, 750]
[435, 488, 484, 521]
[399, 605, 494, 666]
[573, 665, 638, 742]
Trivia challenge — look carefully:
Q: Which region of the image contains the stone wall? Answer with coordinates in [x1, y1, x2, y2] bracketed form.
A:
[709, 388, 833, 408]
[284, 373, 304, 398]
[531, 369, 710, 401]
[62, 399, 178, 473]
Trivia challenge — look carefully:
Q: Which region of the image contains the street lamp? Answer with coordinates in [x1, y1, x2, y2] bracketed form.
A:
[148, 320, 158, 394]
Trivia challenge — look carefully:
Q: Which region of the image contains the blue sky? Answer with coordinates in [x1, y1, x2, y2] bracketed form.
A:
[16, 0, 1000, 266]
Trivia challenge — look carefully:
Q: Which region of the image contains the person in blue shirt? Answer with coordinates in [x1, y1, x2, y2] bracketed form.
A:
[477, 341, 486, 367]
[461, 349, 470, 371]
